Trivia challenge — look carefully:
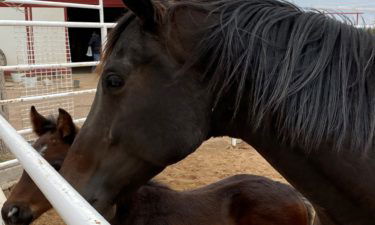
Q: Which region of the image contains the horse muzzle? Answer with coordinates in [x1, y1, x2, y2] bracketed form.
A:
[1, 203, 34, 225]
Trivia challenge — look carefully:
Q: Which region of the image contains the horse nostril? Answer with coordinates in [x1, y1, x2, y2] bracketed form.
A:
[1, 205, 33, 225]
[7, 206, 19, 218]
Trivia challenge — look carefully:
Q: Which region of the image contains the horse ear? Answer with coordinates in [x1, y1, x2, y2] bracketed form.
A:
[122, 0, 155, 29]
[57, 108, 77, 144]
[30, 106, 54, 136]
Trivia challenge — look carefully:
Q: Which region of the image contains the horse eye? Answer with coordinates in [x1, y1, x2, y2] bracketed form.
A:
[105, 75, 124, 89]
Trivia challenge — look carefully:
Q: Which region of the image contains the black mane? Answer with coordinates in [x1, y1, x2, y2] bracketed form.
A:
[169, 0, 375, 152]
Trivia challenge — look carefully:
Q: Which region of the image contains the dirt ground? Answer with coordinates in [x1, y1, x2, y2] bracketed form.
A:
[32, 137, 285, 225]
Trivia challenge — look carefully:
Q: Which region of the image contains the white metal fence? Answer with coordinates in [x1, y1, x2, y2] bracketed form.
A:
[0, 0, 112, 224]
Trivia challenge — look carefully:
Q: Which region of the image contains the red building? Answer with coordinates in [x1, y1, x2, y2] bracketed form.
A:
[0, 0, 126, 63]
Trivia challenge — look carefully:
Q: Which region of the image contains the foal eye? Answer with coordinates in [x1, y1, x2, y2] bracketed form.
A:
[105, 75, 124, 89]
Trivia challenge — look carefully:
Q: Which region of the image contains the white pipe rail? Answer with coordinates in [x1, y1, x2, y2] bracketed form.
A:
[0, 114, 110, 225]
[2, 0, 101, 9]
[0, 159, 19, 170]
[0, 61, 99, 71]
[0, 20, 116, 28]
[0, 89, 97, 105]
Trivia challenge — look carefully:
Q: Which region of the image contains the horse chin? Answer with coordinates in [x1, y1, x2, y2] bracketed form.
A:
[17, 215, 33, 225]
[21, 222, 32, 225]
[4, 217, 33, 225]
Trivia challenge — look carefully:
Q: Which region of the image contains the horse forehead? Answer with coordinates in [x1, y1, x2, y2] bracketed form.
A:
[119, 22, 165, 57]
[33, 134, 50, 147]
[32, 144, 48, 158]
[32, 133, 59, 155]
[116, 22, 144, 52]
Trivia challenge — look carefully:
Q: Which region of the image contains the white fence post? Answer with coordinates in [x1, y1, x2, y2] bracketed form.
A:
[99, 0, 108, 46]
[231, 138, 237, 147]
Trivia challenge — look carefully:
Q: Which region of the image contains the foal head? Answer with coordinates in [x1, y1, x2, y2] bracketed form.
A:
[1, 106, 77, 225]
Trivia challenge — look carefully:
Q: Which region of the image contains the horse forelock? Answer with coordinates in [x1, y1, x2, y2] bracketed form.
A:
[39, 115, 57, 133]
[97, 0, 169, 76]
[96, 12, 136, 76]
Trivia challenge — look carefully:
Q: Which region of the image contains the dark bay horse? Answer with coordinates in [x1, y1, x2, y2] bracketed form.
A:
[1, 107, 315, 225]
[59, 0, 375, 224]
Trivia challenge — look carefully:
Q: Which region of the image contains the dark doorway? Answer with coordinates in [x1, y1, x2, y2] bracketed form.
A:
[66, 7, 126, 62]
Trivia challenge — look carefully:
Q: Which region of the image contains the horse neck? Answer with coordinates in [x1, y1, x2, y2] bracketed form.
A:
[209, 81, 375, 225]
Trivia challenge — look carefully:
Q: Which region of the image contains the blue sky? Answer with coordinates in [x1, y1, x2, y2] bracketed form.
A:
[290, 0, 375, 25]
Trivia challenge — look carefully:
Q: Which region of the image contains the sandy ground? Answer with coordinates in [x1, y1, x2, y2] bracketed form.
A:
[32, 137, 285, 225]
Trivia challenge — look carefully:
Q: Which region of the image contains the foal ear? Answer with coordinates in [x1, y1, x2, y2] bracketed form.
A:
[57, 108, 77, 144]
[122, 0, 156, 29]
[30, 106, 54, 136]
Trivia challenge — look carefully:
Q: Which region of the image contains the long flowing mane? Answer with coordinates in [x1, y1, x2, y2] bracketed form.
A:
[169, 0, 375, 152]
[102, 0, 375, 152]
